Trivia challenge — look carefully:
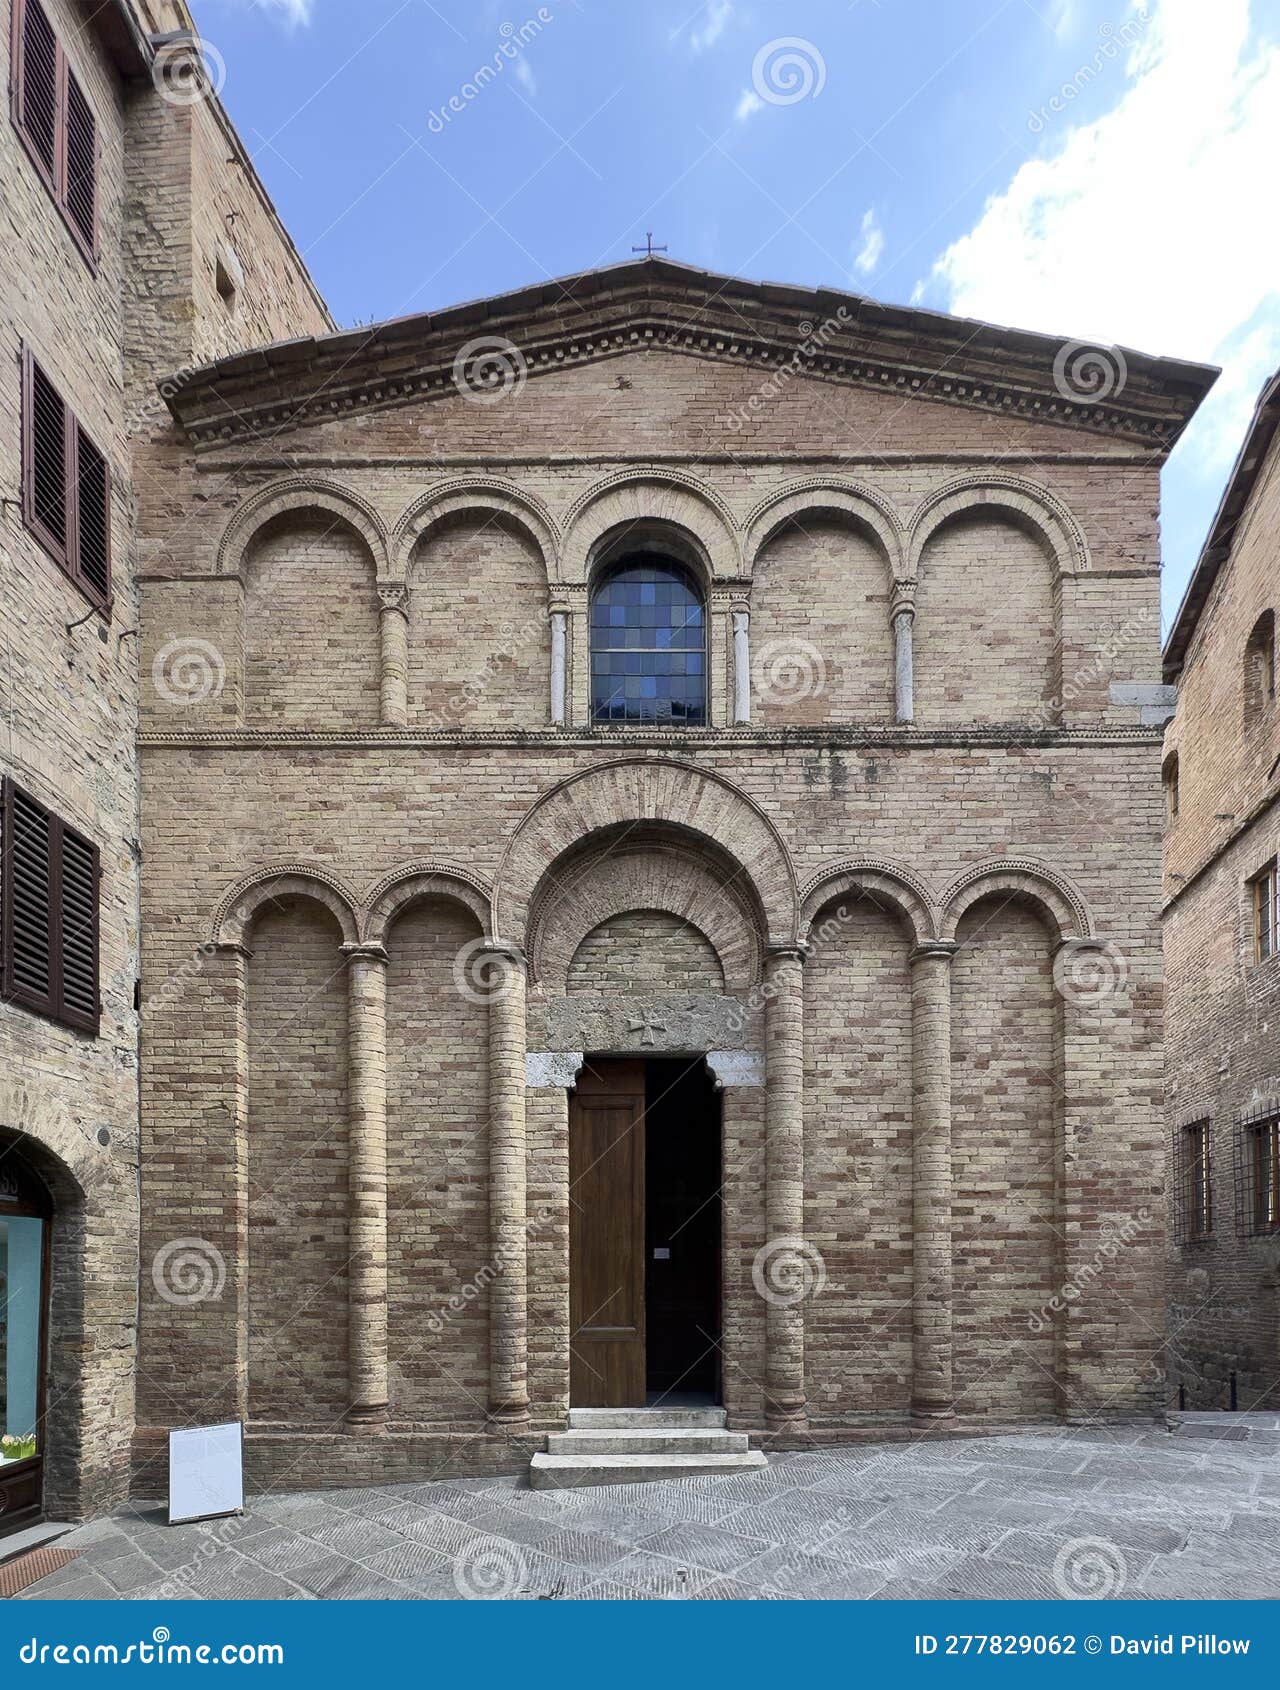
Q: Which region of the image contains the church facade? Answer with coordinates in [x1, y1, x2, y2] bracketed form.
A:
[131, 261, 1215, 1488]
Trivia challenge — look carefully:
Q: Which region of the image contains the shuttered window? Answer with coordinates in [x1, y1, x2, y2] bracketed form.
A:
[21, 350, 111, 609]
[11, 0, 99, 263]
[1, 777, 100, 1036]
[63, 68, 97, 251]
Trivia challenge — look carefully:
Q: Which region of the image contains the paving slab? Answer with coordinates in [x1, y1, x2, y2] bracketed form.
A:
[18, 1425, 1280, 1601]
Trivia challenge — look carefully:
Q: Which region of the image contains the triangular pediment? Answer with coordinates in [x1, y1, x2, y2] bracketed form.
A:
[163, 257, 1215, 452]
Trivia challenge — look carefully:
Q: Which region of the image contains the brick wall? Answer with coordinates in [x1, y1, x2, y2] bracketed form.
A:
[1163, 413, 1280, 1412]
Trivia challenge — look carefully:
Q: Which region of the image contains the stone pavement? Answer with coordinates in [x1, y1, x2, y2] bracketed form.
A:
[13, 1421, 1280, 1602]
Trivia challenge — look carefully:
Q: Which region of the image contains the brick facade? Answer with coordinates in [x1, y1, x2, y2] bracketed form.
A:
[1162, 372, 1280, 1412]
[129, 260, 1214, 1490]
[0, 0, 329, 1527]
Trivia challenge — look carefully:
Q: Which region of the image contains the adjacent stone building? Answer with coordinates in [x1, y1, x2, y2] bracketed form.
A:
[131, 258, 1215, 1490]
[1162, 369, 1280, 1412]
[1, 0, 329, 1533]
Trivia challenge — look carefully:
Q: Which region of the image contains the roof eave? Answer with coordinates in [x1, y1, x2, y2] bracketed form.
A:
[1162, 371, 1280, 683]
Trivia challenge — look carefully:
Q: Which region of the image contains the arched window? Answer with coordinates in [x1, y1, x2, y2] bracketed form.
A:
[1245, 611, 1276, 730]
[590, 557, 706, 725]
[1162, 750, 1180, 822]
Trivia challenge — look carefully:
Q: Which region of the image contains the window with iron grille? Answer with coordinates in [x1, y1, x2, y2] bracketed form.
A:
[10, 0, 98, 263]
[21, 349, 111, 610]
[1173, 1120, 1213, 1244]
[1240, 1117, 1280, 1235]
[1, 776, 100, 1036]
[1250, 861, 1278, 963]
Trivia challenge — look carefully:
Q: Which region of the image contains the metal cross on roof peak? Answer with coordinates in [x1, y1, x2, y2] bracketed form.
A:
[632, 232, 668, 259]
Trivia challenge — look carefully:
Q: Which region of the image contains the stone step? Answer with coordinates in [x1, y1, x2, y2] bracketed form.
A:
[529, 1449, 768, 1490]
[567, 1407, 727, 1430]
[548, 1427, 749, 1456]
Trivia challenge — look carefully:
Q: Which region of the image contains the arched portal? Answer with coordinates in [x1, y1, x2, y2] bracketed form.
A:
[0, 1146, 53, 1534]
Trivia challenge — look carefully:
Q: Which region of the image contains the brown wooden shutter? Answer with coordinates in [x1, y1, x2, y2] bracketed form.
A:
[56, 823, 99, 1032]
[1, 778, 100, 1034]
[1, 779, 55, 1020]
[25, 353, 69, 557]
[18, 0, 58, 182]
[73, 425, 110, 602]
[63, 67, 97, 254]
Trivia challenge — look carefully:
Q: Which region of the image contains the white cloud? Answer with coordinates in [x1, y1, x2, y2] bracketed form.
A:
[734, 88, 762, 122]
[253, 0, 314, 25]
[854, 208, 884, 278]
[929, 0, 1280, 476]
[513, 56, 537, 96]
[1048, 0, 1077, 38]
[689, 0, 733, 54]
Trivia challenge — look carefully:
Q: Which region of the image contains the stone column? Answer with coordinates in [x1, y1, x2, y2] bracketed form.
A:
[910, 940, 958, 1421]
[892, 594, 916, 725]
[342, 942, 390, 1429]
[732, 607, 752, 725]
[764, 945, 808, 1431]
[378, 585, 410, 728]
[550, 607, 569, 727]
[212, 940, 252, 1424]
[483, 944, 530, 1424]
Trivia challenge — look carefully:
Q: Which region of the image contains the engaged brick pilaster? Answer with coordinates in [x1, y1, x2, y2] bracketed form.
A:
[378, 587, 409, 727]
[213, 940, 253, 1425]
[765, 945, 808, 1431]
[484, 945, 531, 1424]
[343, 942, 390, 1429]
[910, 940, 958, 1421]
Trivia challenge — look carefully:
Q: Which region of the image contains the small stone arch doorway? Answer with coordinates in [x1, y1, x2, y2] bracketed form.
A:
[0, 1150, 53, 1534]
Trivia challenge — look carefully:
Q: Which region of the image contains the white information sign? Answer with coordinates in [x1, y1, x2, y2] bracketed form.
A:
[168, 1421, 245, 1526]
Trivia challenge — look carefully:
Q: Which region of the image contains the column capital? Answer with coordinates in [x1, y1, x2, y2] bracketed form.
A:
[890, 578, 918, 620]
[341, 941, 389, 968]
[910, 940, 958, 966]
[475, 940, 528, 970]
[765, 943, 808, 969]
[211, 940, 254, 962]
[377, 582, 410, 619]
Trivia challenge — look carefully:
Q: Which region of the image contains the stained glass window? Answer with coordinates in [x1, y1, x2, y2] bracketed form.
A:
[590, 558, 706, 725]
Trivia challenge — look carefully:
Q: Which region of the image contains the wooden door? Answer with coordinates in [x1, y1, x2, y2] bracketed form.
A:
[569, 1059, 646, 1407]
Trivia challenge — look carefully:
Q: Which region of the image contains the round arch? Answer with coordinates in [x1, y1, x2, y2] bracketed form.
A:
[361, 862, 493, 944]
[745, 479, 905, 580]
[938, 859, 1093, 943]
[562, 470, 741, 585]
[800, 859, 936, 948]
[216, 478, 389, 578]
[530, 833, 762, 993]
[393, 479, 559, 583]
[907, 475, 1090, 578]
[211, 865, 361, 950]
[495, 759, 798, 950]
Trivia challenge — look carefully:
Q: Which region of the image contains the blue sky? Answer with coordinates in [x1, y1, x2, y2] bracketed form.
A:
[201, 0, 1280, 633]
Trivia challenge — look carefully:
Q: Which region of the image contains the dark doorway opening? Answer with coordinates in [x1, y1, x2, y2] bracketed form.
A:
[644, 1058, 721, 1401]
[568, 1055, 722, 1408]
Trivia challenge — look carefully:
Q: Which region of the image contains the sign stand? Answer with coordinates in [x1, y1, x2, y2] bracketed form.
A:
[167, 1421, 245, 1526]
